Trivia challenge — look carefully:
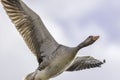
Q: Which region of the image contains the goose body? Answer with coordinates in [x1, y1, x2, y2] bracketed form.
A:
[1, 0, 105, 80]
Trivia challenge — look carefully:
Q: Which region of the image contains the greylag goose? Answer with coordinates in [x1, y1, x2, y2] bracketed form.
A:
[1, 0, 105, 80]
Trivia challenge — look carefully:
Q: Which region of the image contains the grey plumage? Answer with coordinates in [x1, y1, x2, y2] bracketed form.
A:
[1, 0, 105, 80]
[66, 56, 105, 71]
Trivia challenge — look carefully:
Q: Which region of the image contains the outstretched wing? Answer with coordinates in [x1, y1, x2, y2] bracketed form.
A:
[66, 56, 105, 71]
[1, 0, 59, 64]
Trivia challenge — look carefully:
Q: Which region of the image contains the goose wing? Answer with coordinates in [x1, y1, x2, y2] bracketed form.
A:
[1, 0, 59, 66]
[66, 56, 105, 71]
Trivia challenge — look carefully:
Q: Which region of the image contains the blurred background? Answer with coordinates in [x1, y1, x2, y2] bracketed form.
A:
[0, 0, 120, 80]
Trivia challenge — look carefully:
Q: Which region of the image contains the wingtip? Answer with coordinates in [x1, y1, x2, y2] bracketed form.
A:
[103, 59, 106, 63]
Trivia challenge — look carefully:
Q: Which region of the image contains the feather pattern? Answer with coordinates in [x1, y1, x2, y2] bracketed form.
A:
[1, 0, 59, 65]
[66, 56, 105, 71]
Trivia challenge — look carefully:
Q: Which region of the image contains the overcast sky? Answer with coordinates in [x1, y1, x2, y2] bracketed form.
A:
[0, 0, 120, 80]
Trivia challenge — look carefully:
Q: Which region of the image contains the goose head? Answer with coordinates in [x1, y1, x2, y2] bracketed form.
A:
[76, 36, 99, 51]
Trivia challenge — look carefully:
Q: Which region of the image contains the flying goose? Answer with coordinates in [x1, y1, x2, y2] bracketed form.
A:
[1, 0, 105, 80]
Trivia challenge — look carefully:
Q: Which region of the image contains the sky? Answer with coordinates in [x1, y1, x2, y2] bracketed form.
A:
[0, 0, 120, 80]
